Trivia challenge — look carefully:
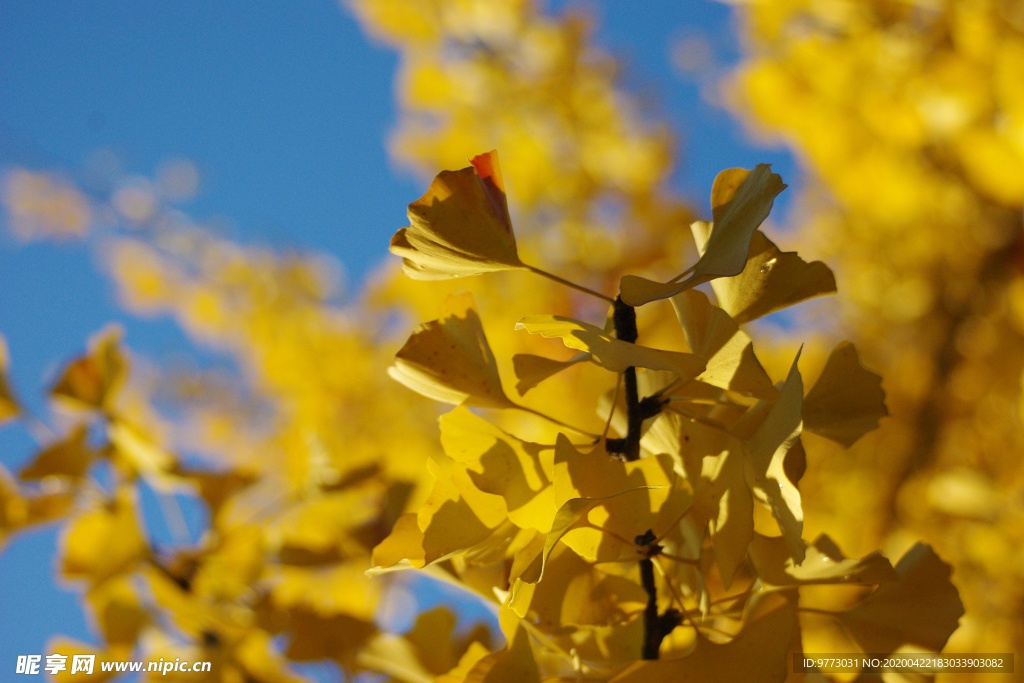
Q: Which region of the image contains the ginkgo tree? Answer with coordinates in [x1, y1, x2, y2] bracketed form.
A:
[372, 150, 964, 680]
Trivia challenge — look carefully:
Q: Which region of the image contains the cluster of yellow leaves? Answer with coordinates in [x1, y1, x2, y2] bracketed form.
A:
[0, 0, 988, 680]
[372, 151, 960, 681]
[726, 0, 1024, 663]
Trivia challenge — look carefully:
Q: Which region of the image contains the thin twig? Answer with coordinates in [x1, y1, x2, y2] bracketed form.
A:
[525, 264, 615, 304]
[516, 404, 600, 440]
[600, 373, 623, 442]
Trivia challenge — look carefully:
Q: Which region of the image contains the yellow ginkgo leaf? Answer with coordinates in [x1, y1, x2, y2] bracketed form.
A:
[370, 451, 509, 573]
[512, 351, 590, 395]
[522, 487, 658, 584]
[391, 150, 524, 279]
[51, 325, 128, 412]
[61, 486, 147, 584]
[610, 592, 797, 682]
[510, 543, 647, 628]
[701, 165, 788, 274]
[803, 342, 888, 447]
[707, 230, 837, 324]
[19, 424, 95, 481]
[749, 533, 896, 586]
[551, 436, 688, 566]
[390, 292, 516, 409]
[837, 543, 964, 654]
[0, 334, 21, 424]
[620, 165, 786, 306]
[645, 411, 751, 588]
[516, 315, 706, 379]
[440, 406, 554, 532]
[671, 290, 776, 399]
[743, 350, 804, 563]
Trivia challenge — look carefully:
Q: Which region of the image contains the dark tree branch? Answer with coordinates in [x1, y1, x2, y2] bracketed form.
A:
[608, 296, 676, 659]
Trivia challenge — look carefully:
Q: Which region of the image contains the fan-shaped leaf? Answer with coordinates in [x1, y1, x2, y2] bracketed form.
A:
[390, 292, 516, 409]
[391, 150, 523, 280]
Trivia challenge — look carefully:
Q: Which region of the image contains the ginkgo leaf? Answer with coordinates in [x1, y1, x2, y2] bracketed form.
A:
[645, 411, 752, 587]
[671, 290, 776, 399]
[620, 165, 786, 306]
[51, 325, 128, 412]
[707, 231, 837, 324]
[551, 436, 689, 566]
[391, 150, 524, 279]
[512, 351, 590, 395]
[522, 487, 658, 584]
[390, 292, 516, 409]
[0, 334, 20, 424]
[610, 592, 797, 682]
[837, 543, 963, 654]
[749, 533, 896, 586]
[19, 424, 95, 481]
[439, 406, 554, 532]
[61, 486, 147, 584]
[744, 350, 804, 563]
[516, 315, 706, 379]
[803, 342, 888, 447]
[510, 543, 648, 628]
[369, 451, 509, 573]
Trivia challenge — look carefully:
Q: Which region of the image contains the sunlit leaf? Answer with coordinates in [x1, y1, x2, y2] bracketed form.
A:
[516, 315, 705, 379]
[707, 230, 836, 324]
[671, 290, 775, 399]
[390, 292, 516, 408]
[391, 150, 524, 279]
[620, 165, 786, 306]
[744, 350, 804, 562]
[749, 533, 896, 586]
[440, 406, 554, 532]
[803, 342, 888, 447]
[370, 451, 509, 573]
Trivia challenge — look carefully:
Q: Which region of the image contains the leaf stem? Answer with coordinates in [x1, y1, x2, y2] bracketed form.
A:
[524, 264, 615, 304]
[600, 373, 623, 442]
[515, 404, 600, 440]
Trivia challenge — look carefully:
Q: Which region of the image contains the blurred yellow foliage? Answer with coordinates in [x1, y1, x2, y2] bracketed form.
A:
[0, 0, 1014, 681]
[727, 0, 1024, 664]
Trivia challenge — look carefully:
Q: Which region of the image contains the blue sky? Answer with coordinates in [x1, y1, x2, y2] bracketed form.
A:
[0, 0, 795, 678]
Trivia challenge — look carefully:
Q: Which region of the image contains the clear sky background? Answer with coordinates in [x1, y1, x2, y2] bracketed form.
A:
[0, 0, 795, 679]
